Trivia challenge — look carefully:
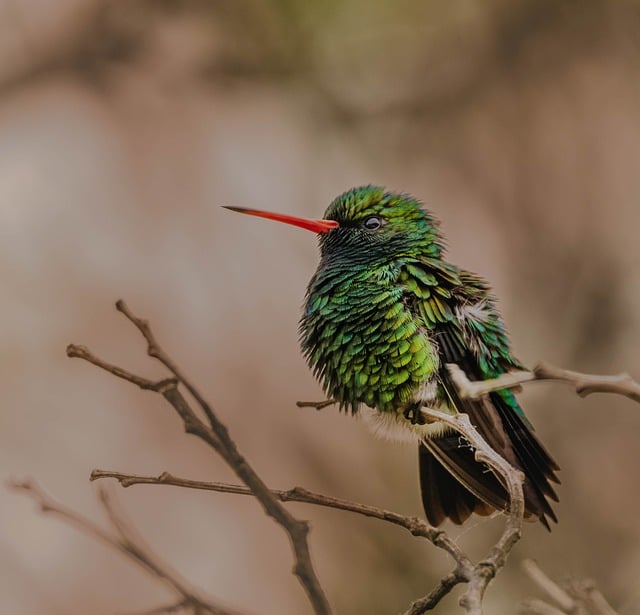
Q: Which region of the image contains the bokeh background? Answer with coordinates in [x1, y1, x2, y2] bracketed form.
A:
[2, 1, 640, 613]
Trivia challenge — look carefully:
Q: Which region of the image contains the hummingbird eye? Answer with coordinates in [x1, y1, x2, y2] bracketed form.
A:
[362, 216, 383, 231]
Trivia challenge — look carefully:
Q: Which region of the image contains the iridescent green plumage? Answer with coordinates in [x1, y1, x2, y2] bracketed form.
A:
[300, 186, 559, 528]
[227, 185, 560, 528]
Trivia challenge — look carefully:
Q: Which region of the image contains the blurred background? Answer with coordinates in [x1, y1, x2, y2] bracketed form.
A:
[2, 1, 640, 613]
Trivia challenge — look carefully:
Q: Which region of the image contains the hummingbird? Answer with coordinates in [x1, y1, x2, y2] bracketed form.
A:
[224, 186, 560, 529]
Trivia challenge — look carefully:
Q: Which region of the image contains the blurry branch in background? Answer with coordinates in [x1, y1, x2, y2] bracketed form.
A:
[66, 300, 332, 615]
[447, 362, 640, 404]
[520, 559, 618, 615]
[7, 479, 235, 615]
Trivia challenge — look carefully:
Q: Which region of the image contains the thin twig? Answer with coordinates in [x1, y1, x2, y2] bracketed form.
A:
[446, 362, 640, 404]
[402, 570, 466, 614]
[123, 600, 192, 615]
[68, 300, 332, 615]
[521, 559, 575, 612]
[519, 598, 568, 615]
[90, 469, 471, 568]
[7, 479, 236, 615]
[296, 399, 336, 410]
[520, 559, 618, 615]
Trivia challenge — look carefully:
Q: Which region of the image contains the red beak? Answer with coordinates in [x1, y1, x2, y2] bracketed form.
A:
[223, 206, 339, 234]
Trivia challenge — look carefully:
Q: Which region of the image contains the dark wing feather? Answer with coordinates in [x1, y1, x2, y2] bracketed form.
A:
[411, 263, 560, 528]
[419, 443, 494, 526]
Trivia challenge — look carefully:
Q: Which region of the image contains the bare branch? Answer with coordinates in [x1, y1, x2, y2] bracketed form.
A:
[90, 469, 472, 570]
[447, 362, 640, 404]
[521, 559, 576, 612]
[114, 299, 220, 428]
[68, 300, 332, 615]
[7, 479, 237, 615]
[66, 344, 174, 392]
[519, 598, 569, 615]
[520, 559, 618, 615]
[295, 399, 336, 410]
[401, 570, 466, 614]
[123, 599, 192, 615]
[534, 362, 640, 404]
[447, 364, 534, 399]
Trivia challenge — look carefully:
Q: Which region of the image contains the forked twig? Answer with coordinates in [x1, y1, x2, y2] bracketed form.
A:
[67, 300, 332, 615]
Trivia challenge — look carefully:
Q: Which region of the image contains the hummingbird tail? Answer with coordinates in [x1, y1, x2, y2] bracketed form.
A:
[418, 390, 560, 530]
[418, 442, 494, 526]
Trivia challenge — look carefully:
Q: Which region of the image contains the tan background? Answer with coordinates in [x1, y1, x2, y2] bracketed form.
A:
[1, 2, 640, 614]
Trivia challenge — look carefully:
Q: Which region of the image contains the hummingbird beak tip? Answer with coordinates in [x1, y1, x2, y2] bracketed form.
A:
[223, 205, 339, 234]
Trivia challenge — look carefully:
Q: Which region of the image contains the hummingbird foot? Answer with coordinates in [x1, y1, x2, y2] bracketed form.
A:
[403, 402, 427, 425]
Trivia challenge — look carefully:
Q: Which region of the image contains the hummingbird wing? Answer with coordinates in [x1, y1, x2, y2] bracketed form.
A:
[405, 262, 560, 528]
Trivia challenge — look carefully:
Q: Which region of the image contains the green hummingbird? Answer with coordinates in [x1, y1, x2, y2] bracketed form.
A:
[224, 185, 560, 528]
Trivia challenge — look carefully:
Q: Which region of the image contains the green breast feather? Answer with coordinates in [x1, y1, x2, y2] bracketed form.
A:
[300, 262, 439, 414]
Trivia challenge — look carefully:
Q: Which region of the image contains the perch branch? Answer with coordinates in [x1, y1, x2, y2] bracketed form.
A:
[8, 479, 235, 615]
[67, 300, 332, 615]
[447, 362, 640, 404]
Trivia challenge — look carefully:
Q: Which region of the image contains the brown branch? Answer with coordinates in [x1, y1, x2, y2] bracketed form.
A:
[402, 570, 466, 614]
[420, 408, 525, 615]
[123, 600, 193, 615]
[519, 598, 568, 615]
[520, 559, 618, 615]
[90, 469, 472, 569]
[7, 479, 237, 615]
[295, 399, 337, 410]
[90, 408, 527, 615]
[446, 362, 640, 404]
[92, 416, 520, 615]
[521, 559, 576, 613]
[534, 362, 640, 404]
[92, 469, 474, 612]
[67, 300, 332, 615]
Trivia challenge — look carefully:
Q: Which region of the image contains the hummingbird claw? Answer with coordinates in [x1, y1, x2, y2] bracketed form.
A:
[403, 403, 426, 425]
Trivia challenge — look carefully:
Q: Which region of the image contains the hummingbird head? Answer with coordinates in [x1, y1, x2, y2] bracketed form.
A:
[319, 185, 443, 263]
[223, 185, 443, 264]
